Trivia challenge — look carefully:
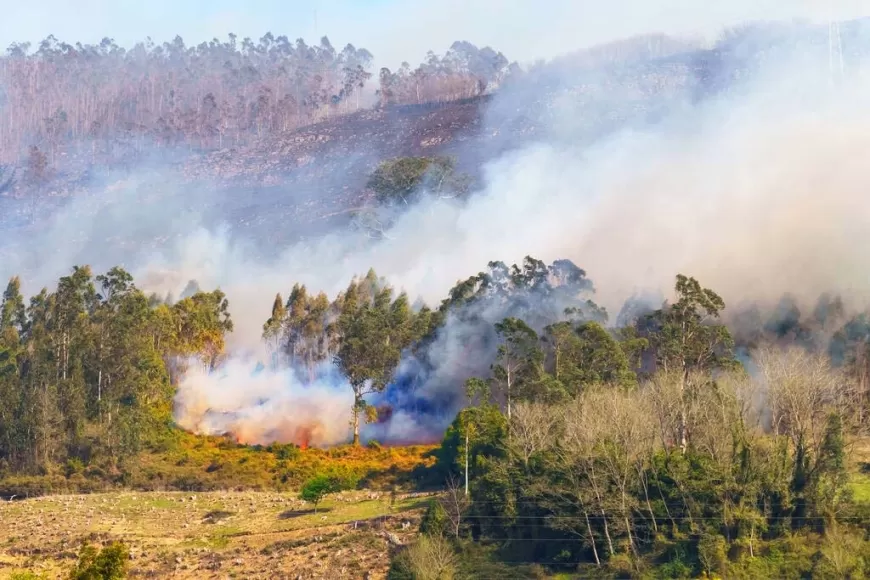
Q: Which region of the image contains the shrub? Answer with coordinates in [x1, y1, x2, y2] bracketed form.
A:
[10, 572, 49, 580]
[68, 541, 129, 580]
[65, 458, 85, 477]
[419, 498, 449, 537]
[404, 535, 458, 580]
[299, 475, 340, 513]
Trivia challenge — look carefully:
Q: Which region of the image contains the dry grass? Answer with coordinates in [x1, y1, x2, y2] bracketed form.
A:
[0, 435, 438, 498]
[0, 490, 435, 579]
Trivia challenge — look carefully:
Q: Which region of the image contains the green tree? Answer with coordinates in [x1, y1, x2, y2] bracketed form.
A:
[367, 156, 470, 205]
[0, 276, 27, 337]
[336, 273, 419, 444]
[300, 474, 339, 513]
[491, 317, 542, 421]
[68, 541, 129, 580]
[643, 275, 735, 453]
[542, 320, 638, 394]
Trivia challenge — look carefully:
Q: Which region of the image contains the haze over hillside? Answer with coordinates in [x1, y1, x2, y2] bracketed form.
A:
[1, 17, 869, 288]
[4, 6, 870, 578]
[0, 14, 867, 445]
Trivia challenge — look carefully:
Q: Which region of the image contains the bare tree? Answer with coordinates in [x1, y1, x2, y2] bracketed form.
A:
[559, 394, 615, 558]
[440, 474, 470, 538]
[590, 388, 657, 558]
[0, 164, 14, 194]
[757, 346, 849, 451]
[508, 400, 560, 467]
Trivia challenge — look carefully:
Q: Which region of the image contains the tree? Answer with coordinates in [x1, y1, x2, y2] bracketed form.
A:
[756, 346, 851, 524]
[262, 293, 285, 364]
[24, 145, 49, 222]
[396, 535, 458, 580]
[299, 474, 339, 513]
[440, 474, 470, 537]
[336, 274, 419, 445]
[491, 317, 542, 421]
[367, 156, 471, 206]
[643, 275, 736, 452]
[542, 320, 638, 393]
[1, 277, 27, 337]
[507, 400, 560, 468]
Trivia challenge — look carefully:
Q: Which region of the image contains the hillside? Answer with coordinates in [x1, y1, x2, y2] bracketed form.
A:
[2, 15, 870, 580]
[0, 490, 430, 578]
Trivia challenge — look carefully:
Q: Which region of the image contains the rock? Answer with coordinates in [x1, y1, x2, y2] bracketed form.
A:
[383, 531, 402, 546]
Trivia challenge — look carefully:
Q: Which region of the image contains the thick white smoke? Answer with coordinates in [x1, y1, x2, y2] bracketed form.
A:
[2, 19, 868, 446]
[173, 357, 354, 446]
[151, 36, 870, 445]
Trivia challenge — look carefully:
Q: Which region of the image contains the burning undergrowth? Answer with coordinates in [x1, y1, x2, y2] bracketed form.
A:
[173, 358, 354, 448]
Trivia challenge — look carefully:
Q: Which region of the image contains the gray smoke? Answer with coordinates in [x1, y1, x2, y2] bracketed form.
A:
[3, 17, 870, 445]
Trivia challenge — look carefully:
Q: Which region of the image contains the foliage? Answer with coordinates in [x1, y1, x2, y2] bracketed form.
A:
[391, 534, 458, 580]
[299, 474, 340, 512]
[299, 472, 359, 512]
[406, 273, 870, 577]
[68, 541, 129, 580]
[367, 156, 471, 205]
[0, 267, 232, 479]
[420, 498, 450, 537]
[377, 41, 516, 106]
[0, 32, 517, 185]
[0, 428, 436, 498]
[262, 269, 432, 445]
[9, 572, 49, 580]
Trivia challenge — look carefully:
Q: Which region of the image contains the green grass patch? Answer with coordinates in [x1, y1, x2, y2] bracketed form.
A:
[849, 471, 870, 504]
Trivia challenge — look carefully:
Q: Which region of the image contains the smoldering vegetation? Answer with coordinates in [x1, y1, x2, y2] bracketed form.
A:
[1, 18, 870, 447]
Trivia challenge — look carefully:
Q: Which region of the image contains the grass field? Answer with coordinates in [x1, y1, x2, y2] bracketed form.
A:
[0, 490, 434, 579]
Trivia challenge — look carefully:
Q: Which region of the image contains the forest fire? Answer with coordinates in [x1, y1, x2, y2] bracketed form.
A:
[224, 419, 328, 448]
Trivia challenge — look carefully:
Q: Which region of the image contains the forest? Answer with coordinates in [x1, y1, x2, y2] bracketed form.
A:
[0, 34, 514, 171]
[0, 267, 233, 476]
[2, 156, 870, 577]
[2, 18, 870, 577]
[2, 251, 870, 576]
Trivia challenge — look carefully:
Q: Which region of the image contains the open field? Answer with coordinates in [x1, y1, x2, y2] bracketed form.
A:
[0, 490, 434, 579]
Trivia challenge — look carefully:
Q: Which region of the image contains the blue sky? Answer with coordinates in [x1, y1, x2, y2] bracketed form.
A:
[2, 0, 868, 68]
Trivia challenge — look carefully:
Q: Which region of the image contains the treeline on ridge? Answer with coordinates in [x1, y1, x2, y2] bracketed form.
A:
[0, 34, 513, 173]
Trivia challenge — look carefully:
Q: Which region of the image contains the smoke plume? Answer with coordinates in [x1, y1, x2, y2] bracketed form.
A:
[3, 18, 870, 446]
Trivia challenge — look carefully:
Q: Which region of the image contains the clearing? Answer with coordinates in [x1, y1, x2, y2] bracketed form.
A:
[0, 489, 433, 579]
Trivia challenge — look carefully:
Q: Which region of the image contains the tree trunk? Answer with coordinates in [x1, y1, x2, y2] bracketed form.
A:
[590, 463, 615, 556]
[749, 524, 755, 558]
[464, 431, 469, 496]
[352, 391, 361, 445]
[585, 510, 601, 566]
[638, 466, 658, 533]
[601, 508, 615, 556]
[679, 371, 687, 454]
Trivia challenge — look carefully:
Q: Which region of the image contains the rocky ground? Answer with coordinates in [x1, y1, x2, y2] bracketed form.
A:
[0, 490, 435, 579]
